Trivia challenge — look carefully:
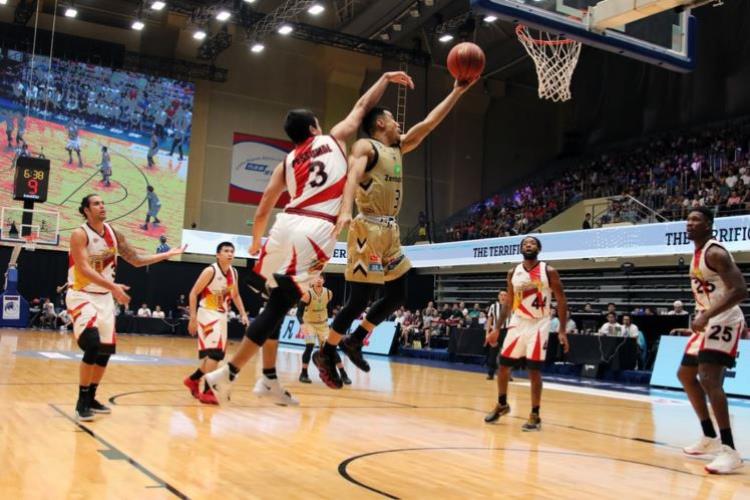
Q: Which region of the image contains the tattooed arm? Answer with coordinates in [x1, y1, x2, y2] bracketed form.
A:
[114, 229, 186, 268]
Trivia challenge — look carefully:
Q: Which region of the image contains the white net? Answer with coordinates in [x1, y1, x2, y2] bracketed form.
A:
[516, 25, 582, 103]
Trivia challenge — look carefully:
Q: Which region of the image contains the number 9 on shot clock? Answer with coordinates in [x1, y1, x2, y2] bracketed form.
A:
[13, 157, 50, 202]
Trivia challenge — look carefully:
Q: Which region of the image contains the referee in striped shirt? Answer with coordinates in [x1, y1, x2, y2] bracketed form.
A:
[485, 290, 509, 380]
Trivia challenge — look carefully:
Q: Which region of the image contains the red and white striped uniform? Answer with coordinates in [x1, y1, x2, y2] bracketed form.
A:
[196, 263, 237, 355]
[684, 239, 744, 363]
[255, 134, 347, 290]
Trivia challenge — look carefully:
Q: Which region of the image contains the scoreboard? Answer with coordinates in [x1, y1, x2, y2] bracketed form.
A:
[13, 157, 50, 203]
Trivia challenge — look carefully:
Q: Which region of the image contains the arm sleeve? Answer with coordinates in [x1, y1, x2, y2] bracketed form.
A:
[296, 301, 307, 323]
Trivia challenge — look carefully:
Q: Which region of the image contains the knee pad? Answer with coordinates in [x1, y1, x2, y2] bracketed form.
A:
[245, 288, 293, 346]
[331, 283, 372, 334]
[95, 354, 110, 367]
[77, 328, 101, 364]
[366, 275, 407, 325]
[302, 344, 313, 364]
[204, 349, 225, 362]
[272, 273, 303, 304]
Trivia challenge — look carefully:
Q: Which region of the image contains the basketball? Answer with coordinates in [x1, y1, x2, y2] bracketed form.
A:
[447, 42, 485, 82]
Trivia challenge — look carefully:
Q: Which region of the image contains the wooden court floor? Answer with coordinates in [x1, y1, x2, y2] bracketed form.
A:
[1, 329, 749, 499]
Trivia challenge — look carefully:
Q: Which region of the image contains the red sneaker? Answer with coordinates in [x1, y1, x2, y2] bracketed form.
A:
[199, 389, 219, 405]
[183, 377, 200, 399]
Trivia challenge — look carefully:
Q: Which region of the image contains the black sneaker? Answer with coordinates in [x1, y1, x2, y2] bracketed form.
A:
[521, 413, 542, 432]
[312, 350, 343, 389]
[341, 372, 352, 385]
[90, 399, 112, 414]
[299, 372, 312, 384]
[484, 403, 511, 423]
[340, 336, 370, 373]
[75, 405, 94, 422]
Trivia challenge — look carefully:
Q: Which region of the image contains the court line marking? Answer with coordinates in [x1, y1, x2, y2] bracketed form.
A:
[338, 447, 710, 499]
[48, 404, 189, 499]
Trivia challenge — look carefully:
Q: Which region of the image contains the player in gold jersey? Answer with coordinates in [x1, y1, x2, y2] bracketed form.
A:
[297, 277, 351, 384]
[314, 77, 477, 388]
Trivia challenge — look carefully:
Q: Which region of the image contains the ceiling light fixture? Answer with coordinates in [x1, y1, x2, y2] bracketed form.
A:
[277, 24, 293, 35]
[150, 1, 165, 10]
[307, 3, 324, 15]
[438, 33, 454, 43]
[216, 9, 231, 21]
[251, 42, 265, 53]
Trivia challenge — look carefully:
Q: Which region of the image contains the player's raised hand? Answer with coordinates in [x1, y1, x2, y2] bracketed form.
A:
[454, 75, 480, 93]
[384, 71, 415, 89]
[166, 244, 187, 258]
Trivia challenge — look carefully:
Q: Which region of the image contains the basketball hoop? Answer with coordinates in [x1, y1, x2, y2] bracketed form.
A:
[515, 24, 582, 103]
[23, 235, 37, 252]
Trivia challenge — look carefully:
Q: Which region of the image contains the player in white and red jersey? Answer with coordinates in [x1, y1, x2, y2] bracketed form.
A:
[205, 71, 414, 404]
[677, 207, 747, 474]
[67, 194, 184, 421]
[184, 241, 248, 405]
[484, 236, 569, 431]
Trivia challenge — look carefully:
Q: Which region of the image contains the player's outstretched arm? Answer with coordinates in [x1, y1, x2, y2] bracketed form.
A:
[400, 77, 478, 154]
[188, 266, 214, 336]
[330, 71, 414, 147]
[548, 265, 570, 353]
[334, 139, 372, 238]
[249, 162, 286, 256]
[114, 229, 186, 268]
[70, 228, 131, 304]
[692, 247, 748, 331]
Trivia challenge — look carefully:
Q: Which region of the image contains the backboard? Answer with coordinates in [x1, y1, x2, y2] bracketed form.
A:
[472, 0, 695, 71]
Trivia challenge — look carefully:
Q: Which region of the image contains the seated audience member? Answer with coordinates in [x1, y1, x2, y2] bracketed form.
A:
[152, 305, 165, 318]
[667, 300, 689, 315]
[57, 309, 72, 332]
[176, 293, 188, 317]
[598, 312, 623, 336]
[42, 298, 57, 328]
[621, 314, 639, 338]
[550, 307, 578, 334]
[582, 303, 594, 313]
[137, 303, 152, 317]
[423, 301, 438, 319]
[602, 302, 618, 316]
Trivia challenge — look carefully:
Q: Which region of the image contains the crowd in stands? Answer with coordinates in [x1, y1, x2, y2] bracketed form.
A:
[443, 117, 750, 241]
[0, 54, 193, 138]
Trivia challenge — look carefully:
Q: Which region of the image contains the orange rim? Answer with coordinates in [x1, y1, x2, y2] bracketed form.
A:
[515, 24, 577, 46]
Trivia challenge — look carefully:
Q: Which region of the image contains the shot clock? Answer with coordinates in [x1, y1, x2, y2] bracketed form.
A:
[13, 157, 50, 203]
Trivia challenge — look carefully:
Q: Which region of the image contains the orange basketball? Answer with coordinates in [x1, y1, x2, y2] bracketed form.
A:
[447, 42, 485, 83]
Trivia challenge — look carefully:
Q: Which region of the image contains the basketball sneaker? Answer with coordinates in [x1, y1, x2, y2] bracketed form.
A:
[705, 445, 743, 474]
[183, 376, 200, 399]
[252, 377, 299, 406]
[89, 399, 112, 414]
[204, 365, 233, 405]
[75, 404, 94, 422]
[313, 350, 343, 389]
[484, 403, 511, 423]
[683, 436, 722, 457]
[299, 372, 312, 384]
[198, 389, 219, 405]
[340, 336, 370, 373]
[521, 413, 542, 432]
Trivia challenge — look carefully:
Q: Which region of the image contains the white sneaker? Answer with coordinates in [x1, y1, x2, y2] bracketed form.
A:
[204, 365, 233, 406]
[683, 436, 722, 457]
[705, 445, 743, 474]
[252, 376, 299, 406]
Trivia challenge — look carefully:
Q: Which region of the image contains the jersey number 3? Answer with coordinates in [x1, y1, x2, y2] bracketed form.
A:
[309, 161, 327, 188]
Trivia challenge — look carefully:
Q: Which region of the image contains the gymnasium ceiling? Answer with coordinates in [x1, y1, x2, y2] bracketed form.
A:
[9, 0, 537, 83]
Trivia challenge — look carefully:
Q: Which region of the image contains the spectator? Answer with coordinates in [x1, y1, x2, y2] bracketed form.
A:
[598, 312, 623, 336]
[550, 307, 578, 334]
[667, 300, 689, 315]
[621, 314, 639, 338]
[423, 301, 438, 318]
[583, 303, 594, 313]
[152, 305, 165, 318]
[582, 213, 592, 229]
[42, 298, 57, 328]
[603, 302, 618, 316]
[468, 303, 481, 324]
[137, 303, 152, 317]
[156, 235, 170, 253]
[57, 309, 72, 332]
[176, 293, 188, 317]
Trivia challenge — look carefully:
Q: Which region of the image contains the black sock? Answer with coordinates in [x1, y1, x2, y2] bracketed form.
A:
[90, 383, 98, 402]
[189, 368, 204, 381]
[498, 394, 507, 406]
[263, 368, 277, 380]
[78, 385, 90, 406]
[301, 368, 308, 376]
[532, 406, 540, 416]
[352, 325, 369, 343]
[323, 341, 338, 357]
[339, 367, 348, 377]
[228, 362, 239, 381]
[701, 418, 717, 438]
[719, 428, 735, 449]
